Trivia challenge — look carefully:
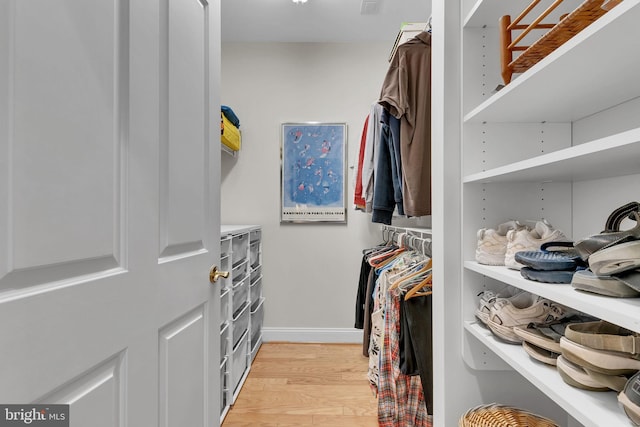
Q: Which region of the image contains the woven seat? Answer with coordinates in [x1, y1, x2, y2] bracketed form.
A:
[460, 403, 560, 427]
[500, 0, 622, 84]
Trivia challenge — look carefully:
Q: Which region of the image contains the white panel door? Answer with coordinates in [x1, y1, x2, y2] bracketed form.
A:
[0, 0, 221, 426]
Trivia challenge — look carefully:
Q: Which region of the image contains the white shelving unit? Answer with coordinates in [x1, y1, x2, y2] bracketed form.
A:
[219, 225, 263, 424]
[452, 0, 640, 426]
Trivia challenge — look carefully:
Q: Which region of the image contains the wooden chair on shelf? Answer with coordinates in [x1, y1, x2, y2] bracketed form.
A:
[499, 0, 622, 85]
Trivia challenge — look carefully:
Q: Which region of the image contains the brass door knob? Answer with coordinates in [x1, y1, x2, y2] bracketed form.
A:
[209, 265, 229, 284]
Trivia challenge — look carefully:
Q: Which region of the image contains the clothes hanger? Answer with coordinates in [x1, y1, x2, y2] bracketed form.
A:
[404, 270, 433, 300]
[389, 258, 432, 291]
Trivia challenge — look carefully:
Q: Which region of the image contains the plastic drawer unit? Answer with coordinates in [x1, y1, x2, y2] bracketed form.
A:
[232, 302, 250, 348]
[251, 297, 265, 346]
[220, 357, 228, 412]
[232, 276, 249, 316]
[231, 260, 248, 286]
[249, 241, 261, 268]
[250, 275, 262, 305]
[220, 288, 231, 325]
[231, 330, 249, 393]
[231, 233, 249, 264]
[220, 321, 230, 362]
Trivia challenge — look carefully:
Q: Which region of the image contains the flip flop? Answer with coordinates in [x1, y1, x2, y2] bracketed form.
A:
[571, 269, 640, 298]
[575, 201, 640, 261]
[515, 241, 583, 271]
[589, 240, 640, 276]
[556, 355, 610, 391]
[520, 266, 582, 284]
[522, 341, 560, 365]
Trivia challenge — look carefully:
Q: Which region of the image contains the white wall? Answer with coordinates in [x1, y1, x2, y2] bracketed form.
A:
[221, 42, 429, 332]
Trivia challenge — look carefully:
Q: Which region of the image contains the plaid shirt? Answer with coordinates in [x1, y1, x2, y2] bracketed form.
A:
[378, 288, 432, 427]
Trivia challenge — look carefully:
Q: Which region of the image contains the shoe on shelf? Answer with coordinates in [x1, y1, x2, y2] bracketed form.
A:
[520, 266, 584, 284]
[514, 241, 583, 271]
[486, 294, 573, 344]
[475, 289, 529, 326]
[476, 220, 529, 266]
[571, 269, 640, 298]
[574, 201, 640, 261]
[513, 313, 598, 354]
[556, 355, 611, 391]
[560, 336, 640, 376]
[505, 220, 568, 270]
[522, 341, 561, 366]
[619, 370, 640, 426]
[589, 240, 640, 276]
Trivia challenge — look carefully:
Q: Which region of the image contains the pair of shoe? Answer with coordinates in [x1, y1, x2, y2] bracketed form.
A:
[571, 202, 640, 297]
[512, 313, 597, 366]
[483, 291, 574, 344]
[515, 241, 587, 284]
[475, 287, 523, 326]
[556, 320, 640, 393]
[476, 220, 567, 270]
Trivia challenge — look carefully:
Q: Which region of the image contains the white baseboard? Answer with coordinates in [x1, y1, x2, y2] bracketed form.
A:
[262, 327, 363, 343]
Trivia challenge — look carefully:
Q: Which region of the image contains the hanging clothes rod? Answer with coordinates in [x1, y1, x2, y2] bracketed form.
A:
[381, 225, 432, 256]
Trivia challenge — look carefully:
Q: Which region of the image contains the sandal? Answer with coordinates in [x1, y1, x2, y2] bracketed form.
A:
[514, 241, 583, 271]
[619, 371, 640, 426]
[589, 240, 640, 276]
[520, 266, 585, 284]
[574, 201, 640, 261]
[571, 269, 640, 297]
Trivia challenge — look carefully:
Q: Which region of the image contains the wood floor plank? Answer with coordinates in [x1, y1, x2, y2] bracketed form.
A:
[222, 343, 378, 426]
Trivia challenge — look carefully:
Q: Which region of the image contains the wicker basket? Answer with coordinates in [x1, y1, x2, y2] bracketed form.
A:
[459, 403, 560, 427]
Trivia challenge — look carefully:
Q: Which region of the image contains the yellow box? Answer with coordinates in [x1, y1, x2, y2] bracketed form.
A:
[221, 113, 241, 151]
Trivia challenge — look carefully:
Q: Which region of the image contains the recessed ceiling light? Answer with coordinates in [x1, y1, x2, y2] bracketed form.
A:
[292, 0, 308, 3]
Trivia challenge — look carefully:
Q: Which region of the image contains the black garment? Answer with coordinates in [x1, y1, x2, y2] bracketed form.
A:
[362, 268, 376, 357]
[399, 298, 419, 376]
[404, 294, 433, 414]
[355, 255, 372, 329]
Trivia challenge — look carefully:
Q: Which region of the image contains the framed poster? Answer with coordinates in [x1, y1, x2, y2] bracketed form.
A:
[280, 122, 347, 223]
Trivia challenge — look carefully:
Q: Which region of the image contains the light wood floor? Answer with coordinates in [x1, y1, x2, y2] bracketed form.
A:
[221, 343, 378, 427]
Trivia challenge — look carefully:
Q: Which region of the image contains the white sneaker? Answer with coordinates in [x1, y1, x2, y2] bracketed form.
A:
[505, 220, 567, 270]
[475, 289, 530, 325]
[476, 220, 528, 266]
[487, 295, 573, 343]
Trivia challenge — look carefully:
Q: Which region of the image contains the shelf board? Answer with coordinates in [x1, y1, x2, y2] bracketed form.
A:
[464, 0, 640, 123]
[464, 0, 576, 28]
[465, 321, 629, 427]
[465, 261, 640, 333]
[463, 127, 640, 183]
[221, 143, 238, 157]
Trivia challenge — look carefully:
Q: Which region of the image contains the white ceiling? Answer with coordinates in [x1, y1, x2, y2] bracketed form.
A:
[221, 0, 431, 43]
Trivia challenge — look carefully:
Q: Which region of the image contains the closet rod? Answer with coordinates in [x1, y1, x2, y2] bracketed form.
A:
[381, 225, 433, 256]
[381, 224, 432, 240]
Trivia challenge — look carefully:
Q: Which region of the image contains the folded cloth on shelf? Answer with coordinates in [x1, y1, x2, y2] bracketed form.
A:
[221, 105, 240, 128]
[221, 113, 241, 151]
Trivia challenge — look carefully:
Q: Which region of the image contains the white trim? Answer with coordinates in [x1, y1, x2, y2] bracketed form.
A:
[262, 327, 363, 343]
